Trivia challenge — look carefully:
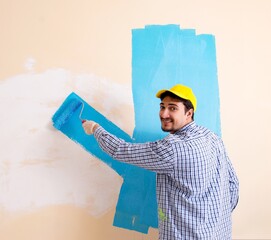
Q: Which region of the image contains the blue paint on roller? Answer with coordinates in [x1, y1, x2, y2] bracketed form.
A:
[52, 95, 83, 129]
[52, 24, 221, 234]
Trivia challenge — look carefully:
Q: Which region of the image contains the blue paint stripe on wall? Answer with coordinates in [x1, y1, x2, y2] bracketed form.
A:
[52, 24, 221, 234]
[132, 25, 221, 139]
[131, 24, 221, 231]
[52, 92, 157, 233]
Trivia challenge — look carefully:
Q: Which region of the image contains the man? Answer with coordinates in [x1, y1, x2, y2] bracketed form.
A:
[82, 84, 239, 239]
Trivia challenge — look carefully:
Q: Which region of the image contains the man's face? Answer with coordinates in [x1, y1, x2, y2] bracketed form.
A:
[159, 96, 193, 133]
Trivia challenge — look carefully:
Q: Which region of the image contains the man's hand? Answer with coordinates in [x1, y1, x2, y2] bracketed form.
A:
[82, 120, 99, 135]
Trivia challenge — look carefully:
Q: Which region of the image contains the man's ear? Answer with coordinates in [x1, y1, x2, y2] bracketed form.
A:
[186, 109, 194, 118]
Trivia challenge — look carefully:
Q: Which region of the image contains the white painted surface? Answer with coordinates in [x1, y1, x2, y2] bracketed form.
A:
[0, 64, 134, 216]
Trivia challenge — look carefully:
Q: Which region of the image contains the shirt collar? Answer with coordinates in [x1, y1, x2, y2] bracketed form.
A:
[174, 121, 196, 135]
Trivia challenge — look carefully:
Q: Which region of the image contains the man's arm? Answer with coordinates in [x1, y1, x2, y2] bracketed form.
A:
[227, 156, 239, 211]
[92, 125, 174, 174]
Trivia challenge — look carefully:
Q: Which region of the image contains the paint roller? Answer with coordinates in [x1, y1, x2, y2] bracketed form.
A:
[52, 92, 86, 130]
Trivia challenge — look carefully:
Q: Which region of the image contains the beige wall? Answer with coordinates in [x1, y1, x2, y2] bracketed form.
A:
[1, 0, 271, 239]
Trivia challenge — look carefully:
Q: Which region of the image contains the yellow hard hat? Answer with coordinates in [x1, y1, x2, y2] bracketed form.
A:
[156, 84, 197, 112]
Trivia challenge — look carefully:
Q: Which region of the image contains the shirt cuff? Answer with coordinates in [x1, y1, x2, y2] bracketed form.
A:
[93, 125, 104, 139]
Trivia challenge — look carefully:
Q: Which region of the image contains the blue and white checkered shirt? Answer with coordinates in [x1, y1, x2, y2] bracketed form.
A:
[94, 121, 239, 239]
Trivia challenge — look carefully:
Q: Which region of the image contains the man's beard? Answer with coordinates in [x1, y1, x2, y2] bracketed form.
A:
[161, 126, 172, 132]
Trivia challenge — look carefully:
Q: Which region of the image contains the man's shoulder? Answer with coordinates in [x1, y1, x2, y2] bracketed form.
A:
[193, 123, 221, 138]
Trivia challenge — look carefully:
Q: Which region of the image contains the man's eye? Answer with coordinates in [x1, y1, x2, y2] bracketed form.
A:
[170, 107, 177, 111]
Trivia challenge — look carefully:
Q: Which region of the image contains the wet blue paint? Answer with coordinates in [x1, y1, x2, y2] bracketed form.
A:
[132, 25, 221, 138]
[52, 92, 156, 233]
[52, 92, 135, 173]
[52, 24, 221, 233]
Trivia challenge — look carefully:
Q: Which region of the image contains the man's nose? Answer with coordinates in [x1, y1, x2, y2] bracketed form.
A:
[160, 108, 169, 118]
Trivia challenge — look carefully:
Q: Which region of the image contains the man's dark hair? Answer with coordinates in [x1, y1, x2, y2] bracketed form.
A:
[160, 91, 195, 120]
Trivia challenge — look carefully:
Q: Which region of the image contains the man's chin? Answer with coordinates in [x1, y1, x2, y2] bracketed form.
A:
[161, 127, 171, 132]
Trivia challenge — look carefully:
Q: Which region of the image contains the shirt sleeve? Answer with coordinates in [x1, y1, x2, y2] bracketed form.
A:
[93, 126, 174, 174]
[227, 155, 239, 211]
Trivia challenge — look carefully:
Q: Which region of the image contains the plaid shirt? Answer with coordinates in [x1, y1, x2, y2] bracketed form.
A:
[94, 121, 239, 239]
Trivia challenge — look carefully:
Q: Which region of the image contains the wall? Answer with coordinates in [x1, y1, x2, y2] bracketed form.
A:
[1, 0, 271, 239]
